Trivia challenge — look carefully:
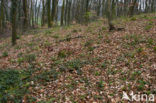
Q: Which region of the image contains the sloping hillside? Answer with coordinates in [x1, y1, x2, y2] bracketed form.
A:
[0, 13, 156, 102]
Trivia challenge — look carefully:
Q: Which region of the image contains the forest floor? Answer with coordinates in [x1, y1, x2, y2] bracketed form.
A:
[0, 13, 156, 103]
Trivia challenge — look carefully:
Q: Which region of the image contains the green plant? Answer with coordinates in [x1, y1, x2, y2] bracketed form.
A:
[147, 38, 153, 45]
[148, 21, 153, 25]
[52, 60, 63, 67]
[79, 53, 86, 57]
[2, 51, 8, 57]
[133, 71, 141, 76]
[141, 15, 154, 20]
[132, 34, 140, 43]
[66, 59, 82, 69]
[145, 24, 153, 31]
[102, 27, 107, 31]
[0, 69, 31, 102]
[84, 12, 91, 22]
[124, 34, 130, 40]
[96, 80, 104, 89]
[44, 40, 51, 47]
[15, 45, 21, 49]
[116, 55, 125, 62]
[45, 30, 52, 35]
[101, 62, 107, 69]
[79, 28, 82, 32]
[58, 50, 66, 58]
[130, 17, 137, 21]
[88, 46, 94, 51]
[45, 98, 56, 103]
[124, 51, 136, 58]
[153, 47, 156, 53]
[33, 46, 40, 50]
[80, 77, 90, 86]
[58, 49, 72, 58]
[34, 69, 58, 84]
[16, 35, 20, 39]
[137, 47, 143, 53]
[17, 52, 23, 57]
[61, 59, 85, 73]
[86, 27, 92, 32]
[17, 57, 25, 64]
[126, 34, 143, 46]
[51, 56, 57, 61]
[93, 95, 103, 100]
[98, 35, 103, 39]
[85, 40, 93, 47]
[52, 34, 59, 39]
[65, 34, 72, 41]
[88, 57, 101, 65]
[95, 71, 100, 76]
[72, 29, 78, 33]
[27, 96, 37, 103]
[137, 80, 146, 91]
[71, 80, 78, 88]
[105, 39, 111, 43]
[130, 71, 142, 80]
[27, 42, 35, 47]
[25, 54, 36, 63]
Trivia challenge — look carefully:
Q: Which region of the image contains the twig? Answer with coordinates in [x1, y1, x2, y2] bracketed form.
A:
[59, 35, 85, 42]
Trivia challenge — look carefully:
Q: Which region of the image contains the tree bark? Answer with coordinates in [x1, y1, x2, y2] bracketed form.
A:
[0, 0, 4, 32]
[31, 0, 34, 28]
[61, 0, 65, 26]
[47, 0, 51, 27]
[11, 0, 17, 46]
[67, 0, 71, 25]
[85, 0, 89, 25]
[107, 0, 115, 31]
[129, 0, 137, 16]
[23, 0, 28, 29]
[51, 0, 57, 25]
[42, 0, 45, 26]
[65, 0, 68, 25]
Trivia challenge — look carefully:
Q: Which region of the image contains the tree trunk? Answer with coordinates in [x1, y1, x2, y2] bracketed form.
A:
[11, 0, 17, 46]
[51, 0, 57, 25]
[0, 1, 1, 31]
[85, 0, 89, 25]
[129, 0, 137, 16]
[47, 0, 51, 28]
[107, 0, 115, 31]
[23, 0, 28, 30]
[61, 0, 65, 26]
[67, 1, 71, 25]
[31, 0, 34, 28]
[36, 1, 41, 25]
[97, 0, 101, 16]
[42, 0, 45, 26]
[65, 0, 68, 25]
[0, 0, 4, 32]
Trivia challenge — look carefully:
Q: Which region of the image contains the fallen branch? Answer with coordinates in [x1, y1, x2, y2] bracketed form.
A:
[109, 27, 125, 32]
[59, 35, 85, 42]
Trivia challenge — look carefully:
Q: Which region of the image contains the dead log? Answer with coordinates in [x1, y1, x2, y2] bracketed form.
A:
[59, 35, 84, 42]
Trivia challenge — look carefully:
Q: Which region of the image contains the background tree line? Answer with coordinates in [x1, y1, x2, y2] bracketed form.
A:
[0, 0, 156, 45]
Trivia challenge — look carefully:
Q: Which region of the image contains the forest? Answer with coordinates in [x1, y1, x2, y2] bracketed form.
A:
[0, 0, 156, 102]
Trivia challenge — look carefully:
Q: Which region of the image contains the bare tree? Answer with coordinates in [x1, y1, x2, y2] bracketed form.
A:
[129, 0, 137, 16]
[11, 0, 18, 45]
[23, 0, 28, 30]
[42, 0, 45, 26]
[107, 0, 115, 31]
[61, 0, 65, 26]
[47, 0, 51, 27]
[0, 0, 4, 32]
